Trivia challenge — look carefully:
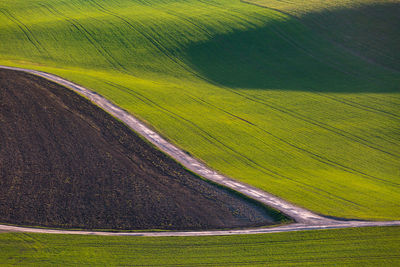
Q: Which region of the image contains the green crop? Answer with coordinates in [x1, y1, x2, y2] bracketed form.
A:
[1, 227, 399, 266]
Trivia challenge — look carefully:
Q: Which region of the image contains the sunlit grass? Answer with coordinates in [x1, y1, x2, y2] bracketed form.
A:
[1, 227, 400, 266]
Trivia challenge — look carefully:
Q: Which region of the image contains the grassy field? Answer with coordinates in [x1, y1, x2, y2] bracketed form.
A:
[0, 0, 399, 220]
[0, 227, 399, 265]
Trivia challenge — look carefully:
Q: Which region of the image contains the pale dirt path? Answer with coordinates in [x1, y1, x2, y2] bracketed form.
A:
[1, 65, 399, 236]
[1, 221, 400, 237]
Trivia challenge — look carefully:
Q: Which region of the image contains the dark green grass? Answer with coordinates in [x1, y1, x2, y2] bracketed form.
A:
[1, 227, 400, 266]
[0, 0, 399, 220]
[244, 0, 400, 71]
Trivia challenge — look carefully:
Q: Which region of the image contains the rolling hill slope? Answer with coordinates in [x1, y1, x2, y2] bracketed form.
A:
[0, 0, 399, 220]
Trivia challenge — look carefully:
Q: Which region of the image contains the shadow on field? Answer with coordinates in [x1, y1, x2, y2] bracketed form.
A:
[183, 2, 400, 92]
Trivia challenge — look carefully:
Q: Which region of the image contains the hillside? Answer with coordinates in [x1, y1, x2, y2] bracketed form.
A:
[0, 0, 399, 220]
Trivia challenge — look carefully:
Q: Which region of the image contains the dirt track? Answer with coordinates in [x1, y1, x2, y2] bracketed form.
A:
[1, 220, 400, 237]
[1, 65, 399, 236]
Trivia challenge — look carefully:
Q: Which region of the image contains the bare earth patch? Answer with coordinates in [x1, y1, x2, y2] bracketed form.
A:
[0, 69, 279, 230]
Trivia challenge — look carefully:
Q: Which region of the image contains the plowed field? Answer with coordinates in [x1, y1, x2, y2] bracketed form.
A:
[0, 69, 280, 230]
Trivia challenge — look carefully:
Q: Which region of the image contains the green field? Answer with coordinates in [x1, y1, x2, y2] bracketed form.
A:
[0, 0, 399, 220]
[0, 227, 399, 266]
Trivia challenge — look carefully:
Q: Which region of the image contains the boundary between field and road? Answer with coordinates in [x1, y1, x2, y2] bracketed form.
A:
[1, 65, 399, 236]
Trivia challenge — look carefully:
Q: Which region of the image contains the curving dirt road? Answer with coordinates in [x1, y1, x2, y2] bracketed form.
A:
[1, 65, 399, 236]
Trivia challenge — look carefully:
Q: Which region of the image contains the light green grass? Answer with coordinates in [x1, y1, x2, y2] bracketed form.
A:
[1, 227, 399, 266]
[0, 0, 399, 220]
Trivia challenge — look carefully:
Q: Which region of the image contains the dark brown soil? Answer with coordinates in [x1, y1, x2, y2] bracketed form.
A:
[0, 69, 281, 230]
